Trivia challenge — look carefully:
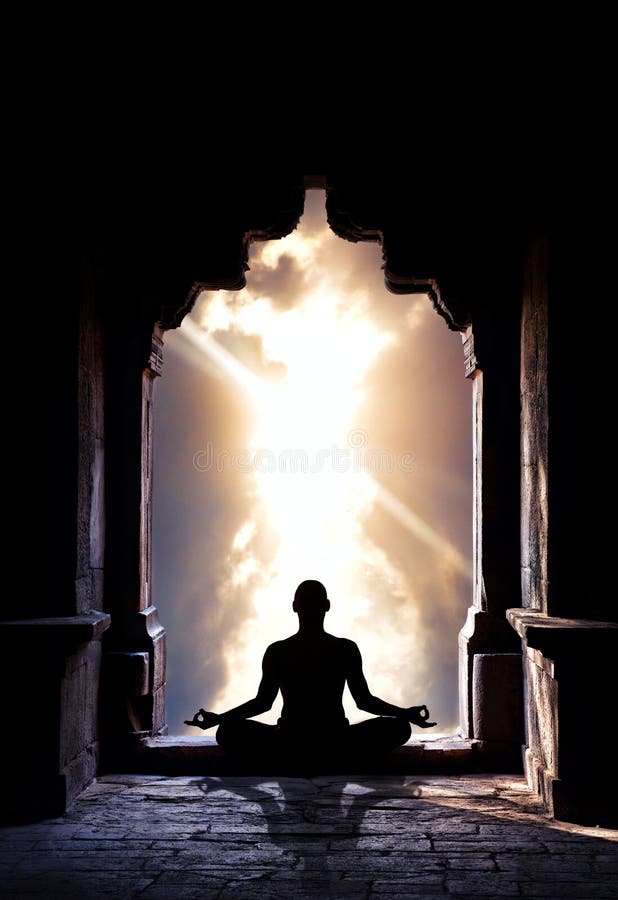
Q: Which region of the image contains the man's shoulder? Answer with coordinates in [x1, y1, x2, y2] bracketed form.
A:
[327, 635, 360, 654]
[265, 635, 359, 654]
[264, 637, 296, 655]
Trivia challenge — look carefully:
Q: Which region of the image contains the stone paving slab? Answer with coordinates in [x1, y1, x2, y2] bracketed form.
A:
[0, 774, 616, 898]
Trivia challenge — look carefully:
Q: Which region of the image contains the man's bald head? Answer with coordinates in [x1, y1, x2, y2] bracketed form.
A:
[293, 580, 330, 616]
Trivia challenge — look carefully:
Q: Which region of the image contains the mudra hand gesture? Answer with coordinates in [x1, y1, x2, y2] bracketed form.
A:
[406, 705, 436, 728]
[184, 708, 220, 730]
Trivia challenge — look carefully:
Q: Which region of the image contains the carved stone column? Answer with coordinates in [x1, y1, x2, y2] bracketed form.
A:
[2, 222, 112, 819]
[458, 309, 523, 747]
[101, 320, 167, 766]
[511, 226, 618, 824]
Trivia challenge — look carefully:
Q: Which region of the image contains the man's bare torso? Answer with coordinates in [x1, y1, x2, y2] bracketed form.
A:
[264, 632, 358, 730]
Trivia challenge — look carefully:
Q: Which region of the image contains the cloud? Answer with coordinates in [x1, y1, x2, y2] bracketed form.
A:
[247, 252, 307, 310]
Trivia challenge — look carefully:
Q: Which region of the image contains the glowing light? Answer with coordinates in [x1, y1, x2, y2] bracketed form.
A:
[232, 522, 256, 552]
[177, 217, 470, 724]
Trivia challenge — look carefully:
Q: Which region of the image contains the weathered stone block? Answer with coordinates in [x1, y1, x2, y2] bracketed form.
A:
[1, 613, 110, 821]
[104, 651, 149, 696]
[509, 609, 618, 826]
[472, 653, 524, 742]
[151, 631, 166, 693]
[61, 642, 102, 766]
[152, 683, 166, 734]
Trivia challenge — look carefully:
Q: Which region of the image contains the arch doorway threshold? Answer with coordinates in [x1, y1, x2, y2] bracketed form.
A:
[107, 733, 522, 777]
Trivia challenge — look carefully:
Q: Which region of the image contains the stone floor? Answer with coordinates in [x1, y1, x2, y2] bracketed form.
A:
[1, 774, 616, 898]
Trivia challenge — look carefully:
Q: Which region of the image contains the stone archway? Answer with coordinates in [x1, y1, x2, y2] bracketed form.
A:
[100, 177, 525, 777]
[152, 191, 476, 738]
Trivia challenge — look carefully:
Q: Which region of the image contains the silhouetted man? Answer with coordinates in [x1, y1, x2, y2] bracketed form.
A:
[185, 580, 436, 768]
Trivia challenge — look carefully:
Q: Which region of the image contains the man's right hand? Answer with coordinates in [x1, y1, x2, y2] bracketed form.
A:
[406, 705, 437, 728]
[184, 708, 220, 730]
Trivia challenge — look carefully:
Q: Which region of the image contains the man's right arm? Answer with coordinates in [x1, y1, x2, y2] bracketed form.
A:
[185, 645, 280, 729]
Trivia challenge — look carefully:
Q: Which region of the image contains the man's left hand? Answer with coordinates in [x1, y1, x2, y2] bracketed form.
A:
[406, 705, 437, 728]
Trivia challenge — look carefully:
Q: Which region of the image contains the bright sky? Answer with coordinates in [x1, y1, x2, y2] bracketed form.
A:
[153, 191, 472, 733]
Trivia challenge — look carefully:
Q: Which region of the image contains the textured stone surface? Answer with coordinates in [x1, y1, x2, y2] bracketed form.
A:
[1, 774, 616, 898]
[520, 233, 548, 616]
[508, 609, 618, 826]
[472, 653, 524, 742]
[0, 614, 111, 822]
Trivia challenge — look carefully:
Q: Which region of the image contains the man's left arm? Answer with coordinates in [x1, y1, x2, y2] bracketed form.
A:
[345, 642, 436, 727]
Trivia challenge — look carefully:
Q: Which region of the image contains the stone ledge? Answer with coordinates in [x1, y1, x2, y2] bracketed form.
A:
[0, 611, 111, 647]
[507, 608, 618, 657]
[120, 734, 523, 777]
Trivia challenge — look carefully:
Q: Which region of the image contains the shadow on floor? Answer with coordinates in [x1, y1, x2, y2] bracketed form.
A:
[195, 774, 423, 896]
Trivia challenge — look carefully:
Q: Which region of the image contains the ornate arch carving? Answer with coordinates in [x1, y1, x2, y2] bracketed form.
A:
[156, 182, 306, 330]
[325, 179, 472, 333]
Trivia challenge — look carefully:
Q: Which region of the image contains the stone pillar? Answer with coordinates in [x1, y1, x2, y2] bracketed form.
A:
[0, 222, 112, 820]
[104, 323, 155, 615]
[520, 234, 548, 614]
[510, 226, 618, 825]
[544, 228, 611, 623]
[100, 319, 167, 768]
[458, 307, 522, 743]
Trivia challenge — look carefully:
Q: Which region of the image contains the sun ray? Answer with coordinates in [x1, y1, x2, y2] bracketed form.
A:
[372, 481, 472, 580]
[179, 317, 268, 405]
